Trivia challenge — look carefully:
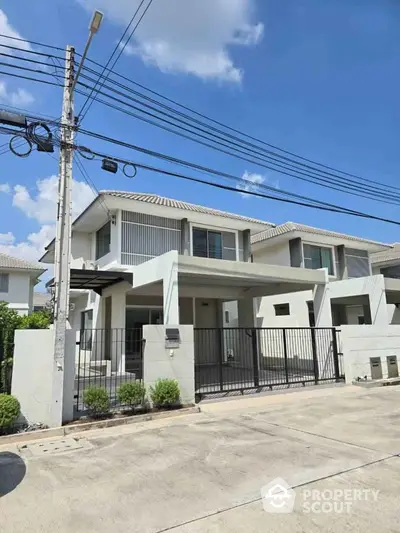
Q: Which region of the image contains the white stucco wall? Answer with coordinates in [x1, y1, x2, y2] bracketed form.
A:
[256, 275, 389, 328]
[341, 325, 400, 383]
[252, 242, 291, 266]
[70, 232, 92, 268]
[142, 324, 195, 405]
[12, 329, 76, 426]
[0, 271, 34, 315]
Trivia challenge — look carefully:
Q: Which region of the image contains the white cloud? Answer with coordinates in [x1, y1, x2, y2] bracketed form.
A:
[0, 80, 35, 107]
[0, 183, 11, 193]
[12, 175, 95, 224]
[0, 10, 31, 52]
[79, 0, 263, 83]
[0, 231, 14, 244]
[0, 10, 35, 107]
[0, 176, 95, 263]
[237, 171, 265, 197]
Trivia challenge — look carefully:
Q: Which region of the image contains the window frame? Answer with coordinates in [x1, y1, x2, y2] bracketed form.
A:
[302, 242, 336, 277]
[80, 309, 93, 350]
[274, 303, 290, 316]
[0, 273, 9, 293]
[189, 222, 239, 261]
[95, 221, 111, 260]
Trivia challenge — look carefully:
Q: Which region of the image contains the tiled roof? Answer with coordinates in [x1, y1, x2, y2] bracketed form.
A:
[101, 191, 274, 227]
[0, 252, 45, 271]
[371, 244, 400, 265]
[251, 222, 391, 248]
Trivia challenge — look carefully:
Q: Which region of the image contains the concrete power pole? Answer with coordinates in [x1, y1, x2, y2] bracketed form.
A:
[51, 45, 75, 425]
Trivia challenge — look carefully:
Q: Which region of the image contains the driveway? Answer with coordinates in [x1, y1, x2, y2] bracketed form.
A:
[1, 384, 400, 532]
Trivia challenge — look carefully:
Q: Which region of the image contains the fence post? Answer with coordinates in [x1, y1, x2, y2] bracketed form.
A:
[282, 329, 289, 383]
[251, 329, 260, 388]
[310, 328, 319, 384]
[331, 328, 340, 381]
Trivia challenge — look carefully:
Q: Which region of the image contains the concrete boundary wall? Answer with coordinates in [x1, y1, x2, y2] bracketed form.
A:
[341, 325, 400, 383]
[142, 324, 195, 405]
[12, 329, 76, 427]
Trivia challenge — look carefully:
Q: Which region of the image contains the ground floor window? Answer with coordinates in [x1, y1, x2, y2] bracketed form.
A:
[80, 309, 93, 350]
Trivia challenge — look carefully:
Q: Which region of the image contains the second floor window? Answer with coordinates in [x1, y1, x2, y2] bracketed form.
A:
[96, 221, 111, 260]
[193, 228, 223, 259]
[0, 273, 9, 293]
[303, 244, 334, 275]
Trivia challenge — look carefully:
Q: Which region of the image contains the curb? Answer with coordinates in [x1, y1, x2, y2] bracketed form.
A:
[0, 406, 201, 446]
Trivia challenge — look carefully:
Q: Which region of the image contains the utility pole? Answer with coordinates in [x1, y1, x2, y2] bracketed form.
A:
[51, 44, 75, 424]
[50, 12, 103, 426]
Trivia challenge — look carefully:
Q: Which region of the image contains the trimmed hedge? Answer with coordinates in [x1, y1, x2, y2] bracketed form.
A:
[0, 394, 20, 428]
[150, 379, 180, 408]
[118, 381, 146, 408]
[82, 387, 110, 416]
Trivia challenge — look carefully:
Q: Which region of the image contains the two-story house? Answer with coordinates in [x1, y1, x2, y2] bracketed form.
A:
[249, 222, 398, 328]
[0, 253, 45, 315]
[40, 191, 329, 375]
[371, 243, 400, 325]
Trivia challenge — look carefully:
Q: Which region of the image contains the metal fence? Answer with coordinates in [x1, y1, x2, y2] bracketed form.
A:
[75, 328, 144, 413]
[194, 327, 342, 398]
[0, 328, 14, 394]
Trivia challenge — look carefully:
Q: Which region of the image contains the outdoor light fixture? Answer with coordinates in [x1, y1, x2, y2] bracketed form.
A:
[89, 10, 103, 34]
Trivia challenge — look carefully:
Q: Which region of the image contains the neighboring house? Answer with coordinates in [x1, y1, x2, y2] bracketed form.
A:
[371, 243, 400, 324]
[0, 253, 46, 315]
[249, 222, 398, 327]
[33, 292, 51, 312]
[40, 191, 329, 373]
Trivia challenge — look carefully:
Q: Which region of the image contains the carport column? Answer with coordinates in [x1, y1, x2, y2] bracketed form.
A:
[313, 270, 332, 326]
[237, 297, 257, 372]
[368, 275, 389, 325]
[103, 283, 128, 373]
[163, 256, 179, 324]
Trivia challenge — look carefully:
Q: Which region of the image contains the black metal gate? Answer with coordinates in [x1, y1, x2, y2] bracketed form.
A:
[194, 327, 342, 399]
[75, 328, 144, 412]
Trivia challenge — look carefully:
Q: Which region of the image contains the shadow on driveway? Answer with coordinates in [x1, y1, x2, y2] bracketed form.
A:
[0, 452, 26, 498]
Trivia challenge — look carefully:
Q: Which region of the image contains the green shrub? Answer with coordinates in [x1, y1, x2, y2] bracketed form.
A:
[83, 387, 110, 416]
[118, 381, 146, 408]
[150, 379, 181, 408]
[0, 394, 20, 428]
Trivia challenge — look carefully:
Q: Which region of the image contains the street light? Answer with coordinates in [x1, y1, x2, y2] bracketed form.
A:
[72, 10, 104, 92]
[89, 10, 103, 33]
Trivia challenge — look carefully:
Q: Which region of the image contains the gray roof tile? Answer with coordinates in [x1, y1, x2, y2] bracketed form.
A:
[0, 253, 45, 271]
[101, 191, 274, 227]
[251, 222, 391, 248]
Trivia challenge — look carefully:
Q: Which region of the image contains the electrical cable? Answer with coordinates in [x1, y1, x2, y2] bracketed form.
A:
[0, 52, 66, 71]
[78, 0, 154, 122]
[71, 141, 400, 225]
[0, 33, 65, 52]
[73, 152, 112, 218]
[74, 81, 400, 206]
[80, 55, 399, 192]
[0, 68, 62, 87]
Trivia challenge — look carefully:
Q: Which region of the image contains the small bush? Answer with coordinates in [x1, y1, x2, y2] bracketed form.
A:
[83, 387, 110, 417]
[150, 379, 181, 408]
[0, 394, 20, 428]
[118, 381, 146, 408]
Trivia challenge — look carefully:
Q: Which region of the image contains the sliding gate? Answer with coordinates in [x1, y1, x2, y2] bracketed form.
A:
[194, 327, 342, 399]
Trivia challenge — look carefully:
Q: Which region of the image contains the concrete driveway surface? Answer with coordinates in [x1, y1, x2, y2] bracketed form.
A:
[1, 384, 400, 532]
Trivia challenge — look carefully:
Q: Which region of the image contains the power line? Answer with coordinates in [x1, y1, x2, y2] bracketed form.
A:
[0, 51, 66, 71]
[73, 153, 111, 218]
[80, 54, 399, 193]
[78, 0, 154, 122]
[72, 140, 400, 226]
[0, 68, 63, 88]
[75, 126, 371, 215]
[0, 33, 65, 52]
[74, 86, 400, 207]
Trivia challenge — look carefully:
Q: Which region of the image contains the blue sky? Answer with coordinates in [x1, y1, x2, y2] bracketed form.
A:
[1, 0, 400, 265]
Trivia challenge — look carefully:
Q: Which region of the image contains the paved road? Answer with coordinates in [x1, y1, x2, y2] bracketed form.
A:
[1, 384, 400, 532]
